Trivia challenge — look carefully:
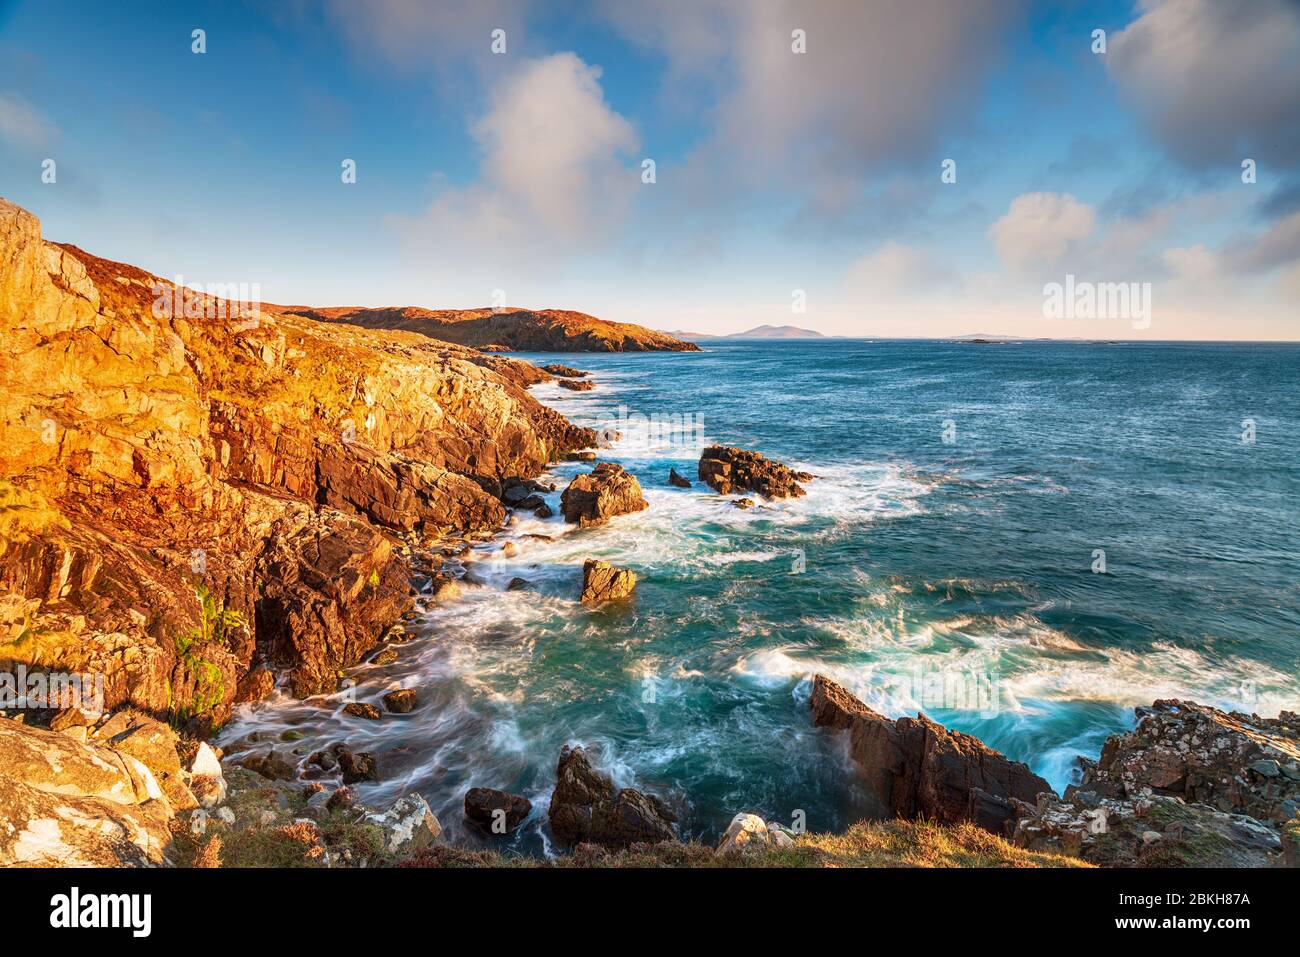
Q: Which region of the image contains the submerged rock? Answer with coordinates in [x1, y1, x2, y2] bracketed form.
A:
[382, 689, 418, 713]
[464, 787, 532, 834]
[810, 674, 1053, 833]
[698, 445, 809, 499]
[580, 560, 637, 604]
[548, 745, 677, 849]
[560, 463, 648, 527]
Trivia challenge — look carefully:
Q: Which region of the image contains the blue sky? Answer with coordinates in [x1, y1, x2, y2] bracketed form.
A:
[1, 0, 1297, 339]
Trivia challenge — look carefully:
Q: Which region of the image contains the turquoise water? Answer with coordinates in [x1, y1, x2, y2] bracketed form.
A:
[224, 340, 1300, 851]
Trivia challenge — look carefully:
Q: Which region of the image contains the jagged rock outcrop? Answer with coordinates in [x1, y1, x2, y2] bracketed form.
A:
[582, 561, 637, 605]
[698, 445, 811, 499]
[1068, 699, 1300, 823]
[548, 745, 677, 848]
[810, 675, 1053, 833]
[285, 305, 701, 353]
[1010, 790, 1283, 867]
[0, 197, 595, 725]
[667, 468, 691, 488]
[559, 463, 648, 527]
[0, 718, 174, 866]
[464, 787, 532, 833]
[580, 560, 637, 604]
[558, 378, 595, 392]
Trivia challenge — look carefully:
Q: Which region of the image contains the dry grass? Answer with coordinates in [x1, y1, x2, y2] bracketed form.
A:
[399, 819, 1089, 869]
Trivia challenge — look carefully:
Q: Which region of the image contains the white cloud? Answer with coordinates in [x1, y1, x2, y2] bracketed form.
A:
[396, 53, 638, 281]
[1108, 0, 1300, 169]
[0, 92, 58, 149]
[988, 193, 1096, 270]
[844, 242, 959, 296]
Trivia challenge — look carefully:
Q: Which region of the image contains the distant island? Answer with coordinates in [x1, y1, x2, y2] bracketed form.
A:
[667, 324, 828, 341]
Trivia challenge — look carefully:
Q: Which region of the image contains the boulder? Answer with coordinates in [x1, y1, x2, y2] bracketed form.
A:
[464, 787, 532, 834]
[92, 709, 196, 811]
[365, 794, 442, 856]
[1068, 699, 1300, 823]
[189, 742, 227, 808]
[810, 674, 1053, 833]
[667, 468, 692, 488]
[558, 378, 595, 392]
[343, 702, 382, 720]
[0, 719, 173, 866]
[560, 463, 648, 527]
[580, 560, 637, 605]
[697, 445, 808, 498]
[548, 745, 677, 849]
[716, 812, 768, 854]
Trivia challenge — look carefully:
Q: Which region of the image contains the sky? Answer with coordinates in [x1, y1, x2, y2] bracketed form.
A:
[1, 0, 1297, 340]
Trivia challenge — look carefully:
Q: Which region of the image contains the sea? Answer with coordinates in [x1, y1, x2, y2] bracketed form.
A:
[222, 339, 1300, 851]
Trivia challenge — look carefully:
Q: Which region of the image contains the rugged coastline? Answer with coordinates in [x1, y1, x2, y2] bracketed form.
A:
[2, 196, 1296, 869]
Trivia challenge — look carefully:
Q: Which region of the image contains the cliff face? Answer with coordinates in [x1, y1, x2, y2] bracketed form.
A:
[0, 198, 594, 726]
[280, 305, 702, 353]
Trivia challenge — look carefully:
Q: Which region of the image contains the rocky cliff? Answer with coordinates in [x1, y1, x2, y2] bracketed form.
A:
[0, 197, 594, 729]
[279, 305, 701, 353]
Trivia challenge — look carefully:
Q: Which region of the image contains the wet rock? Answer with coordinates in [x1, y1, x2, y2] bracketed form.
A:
[667, 468, 692, 488]
[464, 787, 532, 834]
[698, 445, 808, 499]
[382, 689, 418, 713]
[343, 702, 382, 720]
[337, 749, 378, 784]
[369, 647, 399, 666]
[580, 560, 637, 605]
[558, 378, 595, 392]
[506, 577, 532, 591]
[563, 450, 598, 461]
[548, 745, 677, 849]
[1072, 699, 1300, 822]
[541, 364, 589, 378]
[366, 794, 442, 856]
[810, 674, 1052, 832]
[235, 668, 276, 703]
[560, 463, 648, 527]
[732, 497, 754, 509]
[534, 503, 554, 519]
[238, 750, 298, 782]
